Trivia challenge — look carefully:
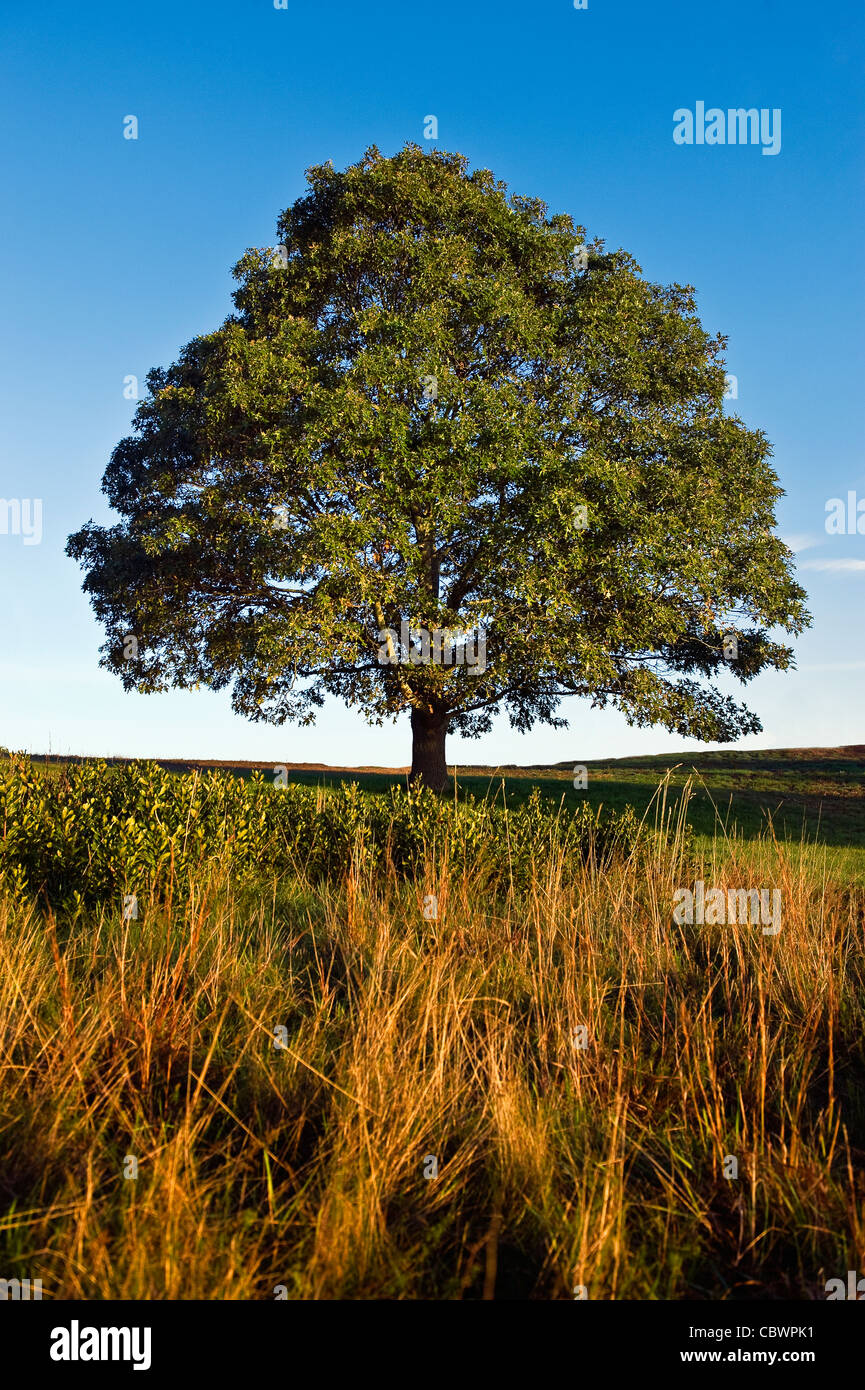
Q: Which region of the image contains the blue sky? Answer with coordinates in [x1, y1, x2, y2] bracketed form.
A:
[1, 0, 863, 767]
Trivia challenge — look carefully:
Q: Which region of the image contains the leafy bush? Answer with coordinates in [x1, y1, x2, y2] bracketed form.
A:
[0, 758, 643, 910]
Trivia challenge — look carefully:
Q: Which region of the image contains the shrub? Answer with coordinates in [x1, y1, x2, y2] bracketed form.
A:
[0, 758, 644, 910]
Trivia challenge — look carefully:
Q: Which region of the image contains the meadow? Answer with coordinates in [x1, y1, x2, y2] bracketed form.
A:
[0, 749, 863, 1299]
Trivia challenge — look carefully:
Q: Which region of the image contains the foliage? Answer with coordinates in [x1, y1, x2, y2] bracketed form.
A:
[0, 757, 642, 910]
[66, 145, 809, 780]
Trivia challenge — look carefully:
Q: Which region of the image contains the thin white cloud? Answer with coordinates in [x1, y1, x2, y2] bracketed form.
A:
[800, 558, 865, 572]
[782, 533, 822, 554]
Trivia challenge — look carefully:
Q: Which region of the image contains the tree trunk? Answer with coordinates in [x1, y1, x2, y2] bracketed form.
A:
[410, 709, 449, 792]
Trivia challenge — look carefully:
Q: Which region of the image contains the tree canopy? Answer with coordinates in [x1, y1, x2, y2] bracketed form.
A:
[67, 144, 809, 788]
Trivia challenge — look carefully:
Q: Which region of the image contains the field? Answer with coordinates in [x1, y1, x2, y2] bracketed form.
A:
[0, 747, 863, 1299]
[28, 742, 865, 879]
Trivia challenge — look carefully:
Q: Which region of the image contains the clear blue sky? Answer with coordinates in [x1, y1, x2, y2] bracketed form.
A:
[1, 0, 863, 766]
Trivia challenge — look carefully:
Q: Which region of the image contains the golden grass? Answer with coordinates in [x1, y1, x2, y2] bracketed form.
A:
[1, 811, 863, 1300]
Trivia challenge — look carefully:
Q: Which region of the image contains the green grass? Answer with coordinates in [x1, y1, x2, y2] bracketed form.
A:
[25, 743, 865, 878]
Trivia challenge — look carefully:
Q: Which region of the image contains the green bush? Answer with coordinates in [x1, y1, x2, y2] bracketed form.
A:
[0, 757, 644, 911]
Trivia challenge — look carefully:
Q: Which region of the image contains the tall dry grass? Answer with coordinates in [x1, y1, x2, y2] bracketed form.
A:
[1, 802, 863, 1299]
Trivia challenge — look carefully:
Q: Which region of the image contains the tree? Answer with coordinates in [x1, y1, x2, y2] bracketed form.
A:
[67, 145, 809, 791]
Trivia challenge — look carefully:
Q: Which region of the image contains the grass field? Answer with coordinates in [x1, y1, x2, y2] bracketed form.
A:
[1, 747, 863, 1299]
[28, 743, 865, 879]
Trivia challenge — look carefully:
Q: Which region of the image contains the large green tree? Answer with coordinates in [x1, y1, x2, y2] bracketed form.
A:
[68, 145, 809, 790]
